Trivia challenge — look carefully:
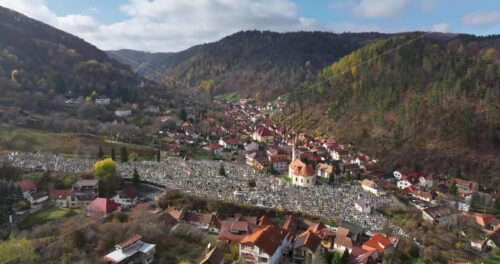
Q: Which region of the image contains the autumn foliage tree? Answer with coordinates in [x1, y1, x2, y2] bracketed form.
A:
[93, 158, 121, 194]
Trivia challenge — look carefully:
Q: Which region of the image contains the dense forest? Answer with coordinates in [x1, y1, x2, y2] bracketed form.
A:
[112, 30, 395, 101]
[282, 33, 500, 186]
[0, 6, 147, 113]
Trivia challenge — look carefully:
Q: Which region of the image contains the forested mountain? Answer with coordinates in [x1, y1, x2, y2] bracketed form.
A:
[114, 30, 394, 101]
[107, 49, 173, 77]
[282, 33, 500, 186]
[0, 6, 146, 113]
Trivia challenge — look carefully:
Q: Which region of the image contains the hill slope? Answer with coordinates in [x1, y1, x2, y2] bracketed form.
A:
[281, 33, 500, 186]
[107, 49, 173, 77]
[0, 6, 146, 113]
[112, 30, 394, 101]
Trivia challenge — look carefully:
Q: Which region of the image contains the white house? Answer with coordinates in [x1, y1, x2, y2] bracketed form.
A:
[244, 141, 259, 152]
[205, 144, 223, 155]
[289, 158, 316, 187]
[393, 170, 404, 181]
[397, 180, 413, 190]
[14, 180, 48, 204]
[111, 186, 138, 207]
[269, 155, 289, 172]
[239, 225, 291, 264]
[219, 138, 240, 149]
[331, 149, 348, 160]
[51, 189, 71, 207]
[95, 97, 111, 105]
[115, 108, 131, 117]
[104, 235, 155, 264]
[361, 179, 379, 196]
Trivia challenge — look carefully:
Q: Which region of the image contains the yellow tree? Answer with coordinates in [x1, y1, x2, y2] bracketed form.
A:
[10, 69, 19, 82]
[93, 158, 117, 179]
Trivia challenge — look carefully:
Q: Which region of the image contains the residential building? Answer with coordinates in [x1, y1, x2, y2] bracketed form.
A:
[239, 225, 291, 264]
[200, 245, 225, 264]
[115, 108, 132, 117]
[347, 247, 377, 264]
[184, 212, 218, 233]
[244, 141, 259, 152]
[331, 149, 348, 160]
[205, 144, 223, 155]
[355, 199, 371, 214]
[422, 206, 458, 227]
[362, 233, 399, 254]
[361, 179, 379, 196]
[51, 189, 72, 207]
[453, 178, 479, 194]
[14, 180, 48, 204]
[69, 179, 99, 208]
[315, 163, 336, 180]
[339, 221, 365, 243]
[219, 138, 240, 149]
[85, 198, 121, 217]
[252, 128, 274, 143]
[292, 230, 322, 264]
[111, 186, 138, 207]
[289, 158, 316, 187]
[104, 235, 155, 264]
[269, 155, 289, 172]
[95, 97, 111, 105]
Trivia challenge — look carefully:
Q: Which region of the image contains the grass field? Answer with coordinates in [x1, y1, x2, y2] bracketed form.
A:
[19, 207, 81, 230]
[214, 92, 241, 102]
[193, 154, 213, 160]
[0, 125, 154, 156]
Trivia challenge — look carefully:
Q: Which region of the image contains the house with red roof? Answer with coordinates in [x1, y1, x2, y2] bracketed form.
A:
[452, 178, 478, 195]
[252, 128, 274, 143]
[200, 245, 224, 264]
[51, 189, 72, 207]
[204, 143, 223, 155]
[292, 230, 322, 264]
[347, 247, 377, 264]
[85, 198, 121, 217]
[14, 180, 48, 204]
[269, 154, 289, 172]
[111, 186, 138, 206]
[362, 233, 399, 254]
[219, 138, 240, 149]
[239, 225, 292, 264]
[289, 158, 316, 187]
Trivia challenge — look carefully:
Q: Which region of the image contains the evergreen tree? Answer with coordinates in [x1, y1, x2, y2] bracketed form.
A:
[98, 144, 104, 159]
[494, 197, 500, 213]
[120, 147, 128, 163]
[111, 148, 116, 161]
[178, 108, 187, 121]
[219, 164, 226, 176]
[331, 251, 341, 264]
[341, 248, 349, 264]
[470, 193, 480, 210]
[156, 150, 161, 162]
[132, 167, 140, 187]
[448, 180, 458, 195]
[267, 162, 277, 175]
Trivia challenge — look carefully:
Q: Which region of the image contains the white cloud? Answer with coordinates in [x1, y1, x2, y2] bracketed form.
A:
[0, 0, 385, 52]
[462, 11, 500, 29]
[429, 23, 450, 32]
[352, 0, 410, 19]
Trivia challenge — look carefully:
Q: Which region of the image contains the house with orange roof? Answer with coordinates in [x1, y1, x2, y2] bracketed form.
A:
[239, 225, 292, 264]
[289, 158, 316, 187]
[362, 233, 398, 254]
[453, 178, 478, 195]
[347, 247, 377, 264]
[361, 179, 379, 196]
[292, 230, 322, 264]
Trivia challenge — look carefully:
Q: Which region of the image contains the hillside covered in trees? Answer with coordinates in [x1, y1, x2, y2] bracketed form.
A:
[107, 49, 173, 78]
[0, 6, 147, 113]
[281, 33, 500, 186]
[112, 30, 395, 101]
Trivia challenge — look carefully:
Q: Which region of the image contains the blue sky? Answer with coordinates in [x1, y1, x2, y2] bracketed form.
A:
[1, 0, 499, 52]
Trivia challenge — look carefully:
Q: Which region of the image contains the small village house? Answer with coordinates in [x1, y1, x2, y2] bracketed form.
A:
[104, 235, 155, 264]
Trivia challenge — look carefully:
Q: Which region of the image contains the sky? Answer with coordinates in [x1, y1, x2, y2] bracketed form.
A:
[0, 0, 499, 52]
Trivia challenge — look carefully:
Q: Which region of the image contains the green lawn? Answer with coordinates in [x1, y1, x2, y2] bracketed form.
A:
[214, 92, 241, 102]
[484, 254, 500, 264]
[19, 207, 81, 230]
[194, 154, 213, 160]
[282, 175, 292, 183]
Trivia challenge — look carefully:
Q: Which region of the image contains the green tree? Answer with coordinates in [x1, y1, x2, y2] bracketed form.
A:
[98, 144, 104, 159]
[219, 164, 226, 176]
[470, 193, 480, 210]
[331, 251, 341, 264]
[156, 150, 161, 162]
[178, 108, 187, 121]
[494, 197, 500, 213]
[111, 148, 116, 161]
[247, 179, 256, 188]
[267, 162, 277, 175]
[132, 167, 140, 187]
[448, 180, 458, 195]
[341, 248, 349, 264]
[120, 147, 128, 162]
[328, 173, 335, 185]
